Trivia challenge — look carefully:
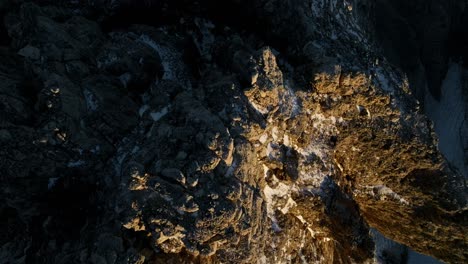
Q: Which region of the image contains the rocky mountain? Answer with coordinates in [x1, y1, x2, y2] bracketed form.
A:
[0, 0, 466, 263]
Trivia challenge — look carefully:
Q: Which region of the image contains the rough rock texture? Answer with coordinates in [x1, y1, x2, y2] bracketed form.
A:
[0, 1, 466, 264]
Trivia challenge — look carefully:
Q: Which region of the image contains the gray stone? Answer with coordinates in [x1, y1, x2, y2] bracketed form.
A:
[18, 45, 40, 60]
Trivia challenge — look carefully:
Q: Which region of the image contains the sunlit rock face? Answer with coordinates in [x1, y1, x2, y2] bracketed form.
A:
[0, 1, 466, 264]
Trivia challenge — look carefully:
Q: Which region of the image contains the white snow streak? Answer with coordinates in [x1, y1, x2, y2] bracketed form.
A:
[425, 63, 466, 177]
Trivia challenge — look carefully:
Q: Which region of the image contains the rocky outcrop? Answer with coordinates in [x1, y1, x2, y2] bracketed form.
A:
[0, 1, 466, 263]
[371, 0, 468, 101]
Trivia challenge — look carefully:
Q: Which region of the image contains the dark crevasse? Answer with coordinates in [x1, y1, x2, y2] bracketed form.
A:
[372, 0, 468, 102]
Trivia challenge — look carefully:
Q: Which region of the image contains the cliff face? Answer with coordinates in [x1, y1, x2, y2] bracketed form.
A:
[0, 1, 466, 264]
[370, 0, 468, 188]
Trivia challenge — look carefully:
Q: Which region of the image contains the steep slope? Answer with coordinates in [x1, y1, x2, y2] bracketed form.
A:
[0, 1, 466, 263]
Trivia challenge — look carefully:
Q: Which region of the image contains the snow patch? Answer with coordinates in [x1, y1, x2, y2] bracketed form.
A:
[150, 105, 170, 122]
[425, 63, 467, 177]
[67, 160, 85, 168]
[138, 34, 191, 89]
[293, 113, 343, 185]
[139, 104, 150, 117]
[375, 67, 393, 93]
[90, 145, 100, 154]
[263, 167, 296, 232]
[48, 177, 59, 190]
[309, 113, 341, 135]
[138, 35, 175, 80]
[280, 85, 301, 118]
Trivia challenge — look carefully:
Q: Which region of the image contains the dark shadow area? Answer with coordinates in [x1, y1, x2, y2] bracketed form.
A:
[319, 176, 377, 263]
[43, 172, 97, 238]
[8, 168, 100, 263]
[101, 1, 182, 32]
[372, 0, 468, 102]
[0, 206, 26, 245]
[448, 12, 468, 67]
[0, 11, 12, 46]
[101, 0, 290, 54]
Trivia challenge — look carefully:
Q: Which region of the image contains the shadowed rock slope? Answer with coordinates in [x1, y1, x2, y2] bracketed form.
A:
[0, 0, 466, 263]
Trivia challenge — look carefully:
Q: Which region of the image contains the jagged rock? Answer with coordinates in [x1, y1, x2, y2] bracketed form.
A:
[0, 1, 466, 264]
